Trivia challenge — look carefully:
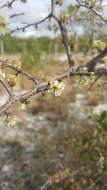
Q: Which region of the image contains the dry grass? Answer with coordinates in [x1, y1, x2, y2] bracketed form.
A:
[0, 53, 107, 190]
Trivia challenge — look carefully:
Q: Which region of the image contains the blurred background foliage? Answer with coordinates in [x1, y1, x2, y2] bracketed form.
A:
[1, 32, 107, 68]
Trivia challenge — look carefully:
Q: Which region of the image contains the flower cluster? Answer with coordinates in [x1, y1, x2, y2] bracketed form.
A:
[59, 14, 69, 24]
[48, 80, 65, 96]
[0, 14, 9, 35]
[0, 60, 22, 89]
[15, 61, 22, 70]
[102, 56, 107, 63]
[6, 59, 22, 70]
[76, 72, 95, 87]
[5, 115, 18, 127]
[93, 40, 107, 51]
[6, 74, 17, 89]
[51, 168, 72, 184]
[0, 63, 18, 89]
[0, 64, 5, 78]
[20, 99, 30, 110]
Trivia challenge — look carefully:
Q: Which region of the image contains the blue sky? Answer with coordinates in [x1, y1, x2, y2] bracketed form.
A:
[0, 0, 75, 37]
[1, 0, 107, 37]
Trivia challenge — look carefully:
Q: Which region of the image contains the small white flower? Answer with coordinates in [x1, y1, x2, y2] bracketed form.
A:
[49, 80, 65, 96]
[0, 14, 9, 35]
[99, 153, 104, 169]
[5, 116, 18, 127]
[0, 71, 5, 78]
[21, 103, 27, 110]
[93, 40, 107, 50]
[0, 64, 5, 78]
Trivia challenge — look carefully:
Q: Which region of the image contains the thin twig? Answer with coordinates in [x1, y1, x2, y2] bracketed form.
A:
[0, 60, 40, 85]
[0, 78, 14, 97]
[0, 0, 18, 9]
[52, 15, 74, 67]
[76, 0, 107, 23]
[0, 70, 107, 113]
[86, 47, 107, 71]
[10, 13, 25, 19]
[10, 14, 51, 34]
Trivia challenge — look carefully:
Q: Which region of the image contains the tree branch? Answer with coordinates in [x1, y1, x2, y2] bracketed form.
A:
[10, 13, 25, 19]
[86, 47, 107, 71]
[0, 60, 40, 85]
[0, 0, 18, 9]
[52, 15, 75, 67]
[76, 0, 107, 23]
[10, 14, 52, 34]
[0, 77, 14, 97]
[0, 69, 107, 113]
[0, 0, 107, 114]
